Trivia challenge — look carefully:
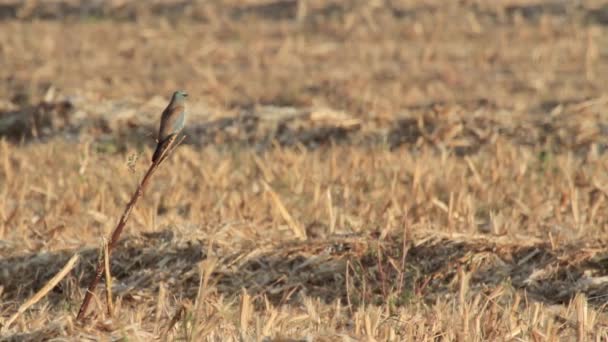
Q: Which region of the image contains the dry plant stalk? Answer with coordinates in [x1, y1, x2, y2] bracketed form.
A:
[576, 293, 588, 341]
[239, 288, 252, 338]
[263, 180, 307, 240]
[2, 254, 80, 332]
[76, 135, 185, 322]
[102, 238, 114, 317]
[154, 282, 166, 335]
[327, 188, 335, 234]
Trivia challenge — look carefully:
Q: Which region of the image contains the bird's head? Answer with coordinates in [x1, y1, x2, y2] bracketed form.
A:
[171, 90, 188, 103]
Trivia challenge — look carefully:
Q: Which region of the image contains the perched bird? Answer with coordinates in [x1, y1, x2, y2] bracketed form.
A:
[152, 90, 188, 163]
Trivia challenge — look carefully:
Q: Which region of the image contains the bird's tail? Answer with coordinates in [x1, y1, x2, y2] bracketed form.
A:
[152, 140, 168, 163]
[151, 143, 163, 163]
[152, 135, 178, 163]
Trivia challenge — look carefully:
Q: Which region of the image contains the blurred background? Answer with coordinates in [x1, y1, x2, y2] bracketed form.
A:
[1, 0, 608, 150]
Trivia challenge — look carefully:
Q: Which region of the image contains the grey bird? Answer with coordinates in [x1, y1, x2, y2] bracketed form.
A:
[152, 90, 187, 163]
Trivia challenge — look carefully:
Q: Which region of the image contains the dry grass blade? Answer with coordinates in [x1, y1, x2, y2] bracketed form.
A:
[263, 180, 307, 241]
[154, 282, 166, 336]
[327, 188, 335, 235]
[576, 293, 588, 341]
[2, 254, 80, 332]
[240, 288, 252, 338]
[162, 304, 186, 339]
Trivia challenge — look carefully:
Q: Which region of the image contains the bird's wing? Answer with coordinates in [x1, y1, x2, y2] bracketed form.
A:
[158, 105, 185, 141]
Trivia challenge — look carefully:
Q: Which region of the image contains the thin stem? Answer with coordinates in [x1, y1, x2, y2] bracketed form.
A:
[76, 135, 185, 322]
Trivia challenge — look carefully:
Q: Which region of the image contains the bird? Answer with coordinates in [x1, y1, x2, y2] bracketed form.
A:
[152, 90, 188, 163]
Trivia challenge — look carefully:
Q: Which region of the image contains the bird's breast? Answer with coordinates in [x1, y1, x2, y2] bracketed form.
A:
[171, 110, 185, 133]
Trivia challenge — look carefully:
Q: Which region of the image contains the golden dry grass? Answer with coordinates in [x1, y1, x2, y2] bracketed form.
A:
[2, 0, 608, 340]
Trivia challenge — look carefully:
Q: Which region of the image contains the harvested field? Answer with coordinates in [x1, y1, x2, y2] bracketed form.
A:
[2, 0, 608, 340]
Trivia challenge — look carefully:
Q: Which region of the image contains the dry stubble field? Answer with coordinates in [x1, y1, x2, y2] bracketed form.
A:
[2, 0, 608, 340]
